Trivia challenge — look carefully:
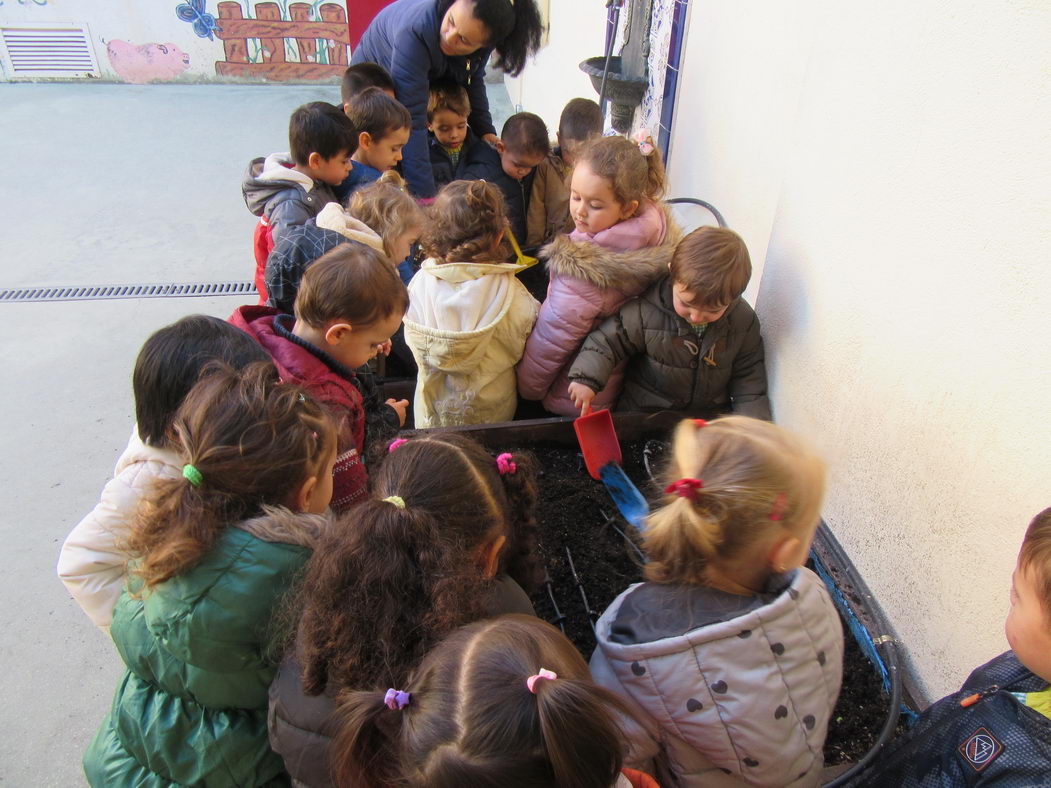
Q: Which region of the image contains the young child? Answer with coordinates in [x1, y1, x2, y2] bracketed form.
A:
[568, 226, 771, 419]
[517, 133, 677, 416]
[526, 97, 603, 247]
[268, 434, 543, 788]
[591, 416, 843, 787]
[426, 78, 490, 189]
[231, 245, 409, 511]
[403, 180, 539, 427]
[82, 363, 338, 787]
[331, 615, 661, 788]
[347, 169, 426, 285]
[340, 61, 396, 113]
[847, 508, 1051, 786]
[467, 111, 550, 244]
[243, 101, 356, 302]
[335, 86, 412, 203]
[57, 316, 270, 633]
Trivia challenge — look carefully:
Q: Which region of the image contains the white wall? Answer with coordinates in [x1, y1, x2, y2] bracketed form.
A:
[503, 1, 607, 134]
[668, 0, 1051, 698]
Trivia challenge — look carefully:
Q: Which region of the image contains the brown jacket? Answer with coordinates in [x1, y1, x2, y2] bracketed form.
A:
[526, 150, 574, 247]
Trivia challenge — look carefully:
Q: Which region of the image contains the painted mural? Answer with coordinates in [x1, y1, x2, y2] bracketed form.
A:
[106, 40, 190, 83]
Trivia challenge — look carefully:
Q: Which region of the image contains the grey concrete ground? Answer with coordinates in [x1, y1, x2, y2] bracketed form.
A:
[0, 81, 512, 786]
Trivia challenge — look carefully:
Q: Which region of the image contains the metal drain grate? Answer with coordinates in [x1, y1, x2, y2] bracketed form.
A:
[0, 281, 257, 304]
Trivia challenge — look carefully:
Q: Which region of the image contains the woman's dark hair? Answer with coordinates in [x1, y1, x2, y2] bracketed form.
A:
[126, 362, 336, 590]
[133, 315, 271, 447]
[439, 0, 544, 76]
[295, 434, 541, 696]
[333, 615, 626, 788]
[422, 179, 508, 263]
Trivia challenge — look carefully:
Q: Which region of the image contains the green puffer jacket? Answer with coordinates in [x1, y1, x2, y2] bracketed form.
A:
[84, 506, 329, 787]
[569, 276, 771, 420]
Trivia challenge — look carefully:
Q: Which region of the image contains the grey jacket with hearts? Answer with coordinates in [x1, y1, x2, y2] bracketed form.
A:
[590, 567, 843, 788]
[568, 275, 771, 420]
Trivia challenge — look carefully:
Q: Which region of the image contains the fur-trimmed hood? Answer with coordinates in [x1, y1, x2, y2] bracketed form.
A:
[234, 505, 331, 549]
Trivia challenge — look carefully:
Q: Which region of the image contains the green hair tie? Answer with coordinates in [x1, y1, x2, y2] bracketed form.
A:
[182, 464, 203, 487]
[383, 495, 405, 509]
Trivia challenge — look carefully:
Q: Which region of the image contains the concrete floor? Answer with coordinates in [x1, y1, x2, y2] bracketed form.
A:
[0, 80, 513, 787]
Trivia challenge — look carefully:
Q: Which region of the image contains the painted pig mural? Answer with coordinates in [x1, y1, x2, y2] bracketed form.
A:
[106, 41, 190, 83]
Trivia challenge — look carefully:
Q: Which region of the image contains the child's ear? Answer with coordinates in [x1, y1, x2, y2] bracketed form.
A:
[619, 199, 640, 220]
[307, 151, 323, 169]
[495, 139, 506, 154]
[323, 321, 352, 346]
[767, 534, 803, 575]
[478, 533, 507, 579]
[342, 102, 351, 115]
[358, 130, 373, 150]
[290, 474, 318, 513]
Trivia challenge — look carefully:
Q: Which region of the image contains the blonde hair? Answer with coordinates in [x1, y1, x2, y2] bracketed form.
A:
[644, 416, 826, 586]
[576, 134, 666, 211]
[347, 170, 425, 261]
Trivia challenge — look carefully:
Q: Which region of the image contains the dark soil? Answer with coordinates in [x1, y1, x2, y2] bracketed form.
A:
[516, 440, 895, 767]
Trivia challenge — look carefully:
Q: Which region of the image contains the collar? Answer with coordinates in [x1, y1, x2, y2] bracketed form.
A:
[273, 313, 359, 382]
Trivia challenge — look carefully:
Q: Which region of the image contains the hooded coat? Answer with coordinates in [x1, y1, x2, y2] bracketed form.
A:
[526, 148, 574, 248]
[569, 276, 772, 420]
[83, 507, 329, 788]
[404, 258, 539, 427]
[57, 430, 181, 633]
[591, 568, 843, 788]
[516, 206, 679, 416]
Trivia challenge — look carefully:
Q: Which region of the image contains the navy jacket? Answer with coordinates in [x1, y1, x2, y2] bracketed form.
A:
[847, 651, 1051, 787]
[334, 160, 381, 205]
[352, 0, 495, 198]
[464, 143, 535, 244]
[429, 129, 492, 190]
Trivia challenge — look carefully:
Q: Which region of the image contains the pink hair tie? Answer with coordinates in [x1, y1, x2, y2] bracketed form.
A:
[632, 128, 655, 156]
[768, 493, 788, 522]
[665, 478, 703, 501]
[388, 438, 408, 453]
[496, 452, 517, 475]
[526, 668, 557, 694]
[384, 688, 411, 710]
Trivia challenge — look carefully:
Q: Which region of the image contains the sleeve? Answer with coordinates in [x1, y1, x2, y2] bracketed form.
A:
[568, 302, 645, 392]
[57, 465, 150, 630]
[589, 647, 662, 770]
[268, 198, 314, 250]
[389, 26, 439, 197]
[465, 52, 495, 138]
[728, 309, 772, 420]
[516, 276, 604, 400]
[526, 160, 550, 247]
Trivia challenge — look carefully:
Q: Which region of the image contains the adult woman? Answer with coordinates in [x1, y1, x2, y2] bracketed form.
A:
[352, 0, 543, 198]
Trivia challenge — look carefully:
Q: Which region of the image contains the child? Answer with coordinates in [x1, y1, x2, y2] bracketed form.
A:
[591, 416, 843, 788]
[340, 61, 396, 112]
[403, 180, 539, 427]
[57, 316, 270, 633]
[568, 226, 771, 419]
[426, 78, 490, 189]
[526, 97, 603, 247]
[847, 508, 1051, 786]
[331, 615, 661, 788]
[335, 86, 412, 203]
[243, 101, 356, 302]
[467, 111, 550, 244]
[517, 133, 678, 416]
[268, 434, 543, 788]
[82, 363, 338, 787]
[347, 169, 426, 286]
[231, 245, 409, 511]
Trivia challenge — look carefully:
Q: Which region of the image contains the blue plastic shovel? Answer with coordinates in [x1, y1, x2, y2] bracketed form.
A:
[573, 407, 650, 530]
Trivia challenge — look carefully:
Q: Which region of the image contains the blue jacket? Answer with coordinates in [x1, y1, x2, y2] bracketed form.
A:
[464, 143, 535, 244]
[847, 651, 1051, 787]
[333, 160, 381, 205]
[352, 0, 495, 198]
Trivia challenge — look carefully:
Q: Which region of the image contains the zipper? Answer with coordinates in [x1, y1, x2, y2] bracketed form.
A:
[959, 685, 1000, 708]
[466, 58, 471, 85]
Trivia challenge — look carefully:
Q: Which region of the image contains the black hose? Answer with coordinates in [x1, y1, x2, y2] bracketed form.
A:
[598, 0, 623, 115]
[666, 197, 728, 228]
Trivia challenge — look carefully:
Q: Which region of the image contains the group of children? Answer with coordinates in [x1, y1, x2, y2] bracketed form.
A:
[55, 59, 1050, 788]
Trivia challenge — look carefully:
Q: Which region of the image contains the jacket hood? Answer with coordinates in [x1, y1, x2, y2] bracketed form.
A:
[234, 505, 331, 549]
[242, 152, 318, 215]
[115, 429, 181, 476]
[315, 203, 386, 253]
[541, 205, 682, 290]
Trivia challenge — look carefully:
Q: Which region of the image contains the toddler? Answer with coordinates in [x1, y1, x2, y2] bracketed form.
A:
[82, 363, 337, 786]
[57, 315, 270, 633]
[332, 615, 660, 788]
[347, 169, 426, 286]
[847, 507, 1051, 786]
[268, 434, 542, 787]
[336, 86, 412, 202]
[404, 179, 539, 427]
[517, 133, 677, 416]
[526, 97, 603, 247]
[231, 245, 409, 510]
[592, 417, 843, 787]
[426, 78, 490, 189]
[467, 111, 550, 243]
[340, 61, 396, 112]
[243, 101, 356, 302]
[568, 226, 771, 419]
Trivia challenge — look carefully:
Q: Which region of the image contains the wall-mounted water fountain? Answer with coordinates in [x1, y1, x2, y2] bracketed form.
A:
[580, 0, 651, 133]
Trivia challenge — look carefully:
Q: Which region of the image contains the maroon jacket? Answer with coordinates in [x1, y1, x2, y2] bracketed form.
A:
[230, 306, 367, 512]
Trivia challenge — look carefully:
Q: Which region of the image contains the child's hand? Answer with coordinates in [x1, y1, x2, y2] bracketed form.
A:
[568, 382, 596, 413]
[386, 398, 409, 427]
[378, 340, 393, 357]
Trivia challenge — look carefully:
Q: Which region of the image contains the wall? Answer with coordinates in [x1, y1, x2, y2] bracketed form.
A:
[668, 0, 1051, 698]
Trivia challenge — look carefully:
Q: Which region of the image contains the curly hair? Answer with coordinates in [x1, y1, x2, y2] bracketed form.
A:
[347, 170, 425, 261]
[125, 362, 337, 590]
[295, 433, 541, 696]
[421, 179, 509, 264]
[576, 134, 667, 211]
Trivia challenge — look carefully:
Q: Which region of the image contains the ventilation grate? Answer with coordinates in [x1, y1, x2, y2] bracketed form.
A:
[0, 23, 99, 78]
[0, 281, 257, 303]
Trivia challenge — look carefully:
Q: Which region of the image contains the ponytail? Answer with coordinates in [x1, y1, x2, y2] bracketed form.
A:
[496, 450, 543, 594]
[578, 134, 667, 214]
[331, 688, 404, 788]
[643, 141, 667, 202]
[458, 0, 543, 77]
[534, 677, 624, 788]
